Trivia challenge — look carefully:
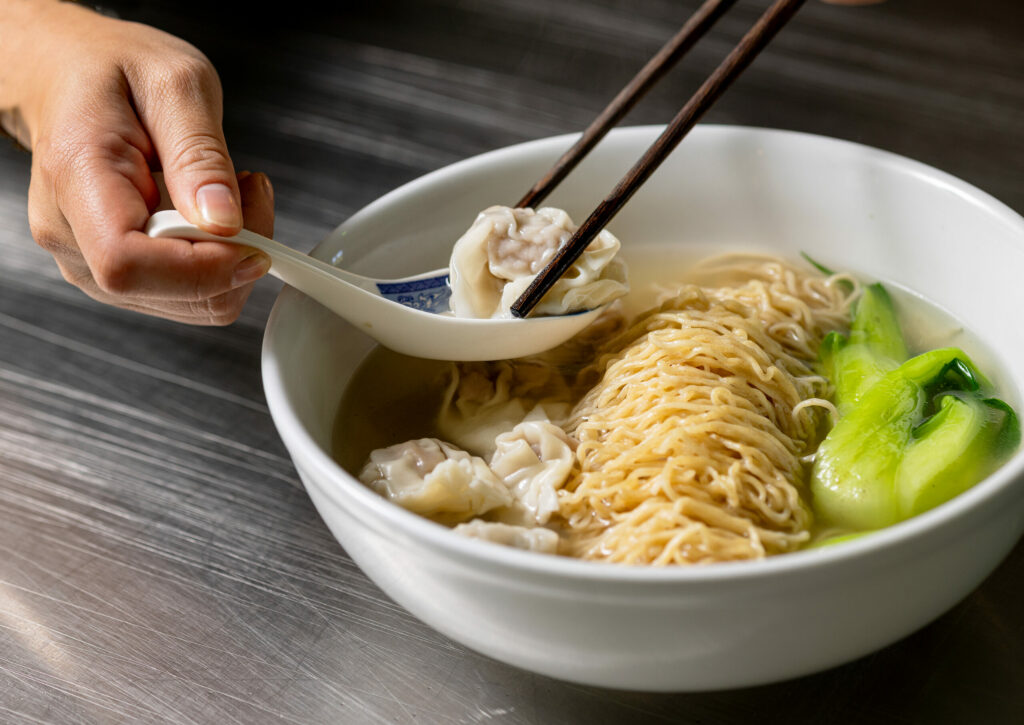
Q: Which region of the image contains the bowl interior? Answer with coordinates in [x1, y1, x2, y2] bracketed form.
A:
[263, 124, 1024, 566]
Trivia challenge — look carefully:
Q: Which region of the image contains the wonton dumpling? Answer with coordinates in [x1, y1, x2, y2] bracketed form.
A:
[448, 205, 628, 319]
[489, 418, 577, 525]
[437, 359, 571, 458]
[358, 438, 511, 523]
[453, 519, 560, 554]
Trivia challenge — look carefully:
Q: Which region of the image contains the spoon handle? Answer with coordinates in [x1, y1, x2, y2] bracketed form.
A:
[145, 210, 381, 292]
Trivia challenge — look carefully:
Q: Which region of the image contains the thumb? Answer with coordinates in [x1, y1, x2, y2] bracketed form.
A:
[129, 53, 242, 236]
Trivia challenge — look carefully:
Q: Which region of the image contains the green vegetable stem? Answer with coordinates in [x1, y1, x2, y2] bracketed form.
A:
[819, 282, 909, 415]
[812, 346, 1020, 531]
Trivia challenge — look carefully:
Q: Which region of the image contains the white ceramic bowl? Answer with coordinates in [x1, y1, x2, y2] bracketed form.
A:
[262, 126, 1024, 691]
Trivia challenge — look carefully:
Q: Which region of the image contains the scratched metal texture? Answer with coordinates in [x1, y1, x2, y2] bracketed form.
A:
[1, 1, 1022, 723]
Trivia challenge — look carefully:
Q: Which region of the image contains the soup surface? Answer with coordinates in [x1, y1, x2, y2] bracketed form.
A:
[334, 247, 1014, 564]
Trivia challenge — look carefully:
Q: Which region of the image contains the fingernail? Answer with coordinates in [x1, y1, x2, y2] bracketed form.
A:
[233, 252, 271, 286]
[196, 183, 242, 229]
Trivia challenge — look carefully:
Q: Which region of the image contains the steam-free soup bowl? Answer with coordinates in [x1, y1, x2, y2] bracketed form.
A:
[262, 125, 1024, 691]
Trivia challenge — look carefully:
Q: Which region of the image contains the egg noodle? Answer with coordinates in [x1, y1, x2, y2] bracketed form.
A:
[555, 255, 856, 564]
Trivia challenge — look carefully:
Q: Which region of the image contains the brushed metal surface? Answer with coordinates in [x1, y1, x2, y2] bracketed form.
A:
[1, 1, 1021, 722]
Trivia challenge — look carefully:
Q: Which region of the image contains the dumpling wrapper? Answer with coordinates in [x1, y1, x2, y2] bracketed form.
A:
[489, 418, 577, 526]
[453, 520, 560, 554]
[437, 359, 571, 458]
[448, 205, 628, 319]
[359, 438, 511, 524]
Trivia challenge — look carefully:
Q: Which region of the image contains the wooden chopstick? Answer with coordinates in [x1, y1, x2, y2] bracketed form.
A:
[510, 0, 807, 319]
[515, 0, 738, 210]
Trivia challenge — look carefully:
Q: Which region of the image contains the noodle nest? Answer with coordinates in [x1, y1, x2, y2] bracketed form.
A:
[553, 255, 855, 564]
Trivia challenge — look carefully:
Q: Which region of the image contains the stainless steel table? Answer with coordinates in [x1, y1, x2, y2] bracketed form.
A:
[2, 1, 1022, 722]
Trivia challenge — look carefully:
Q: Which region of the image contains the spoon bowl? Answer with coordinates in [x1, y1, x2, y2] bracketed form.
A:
[146, 210, 603, 360]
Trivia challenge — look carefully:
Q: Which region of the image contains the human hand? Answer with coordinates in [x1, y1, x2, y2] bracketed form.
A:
[1, 1, 272, 324]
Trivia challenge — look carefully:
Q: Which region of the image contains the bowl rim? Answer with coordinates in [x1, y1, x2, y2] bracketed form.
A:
[263, 124, 1024, 584]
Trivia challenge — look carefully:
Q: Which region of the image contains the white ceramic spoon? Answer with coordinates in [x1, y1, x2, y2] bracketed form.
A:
[145, 210, 602, 361]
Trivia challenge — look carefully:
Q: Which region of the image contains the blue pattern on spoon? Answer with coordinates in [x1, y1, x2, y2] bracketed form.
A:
[376, 275, 451, 313]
